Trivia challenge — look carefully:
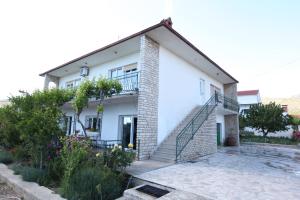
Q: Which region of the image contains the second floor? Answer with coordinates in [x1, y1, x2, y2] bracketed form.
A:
[41, 18, 239, 107]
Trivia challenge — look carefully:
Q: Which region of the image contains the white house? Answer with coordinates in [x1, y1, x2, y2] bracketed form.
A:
[40, 18, 239, 162]
[237, 90, 261, 114]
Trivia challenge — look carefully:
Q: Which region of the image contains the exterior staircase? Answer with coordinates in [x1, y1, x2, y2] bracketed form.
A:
[151, 106, 203, 162]
[151, 92, 239, 163]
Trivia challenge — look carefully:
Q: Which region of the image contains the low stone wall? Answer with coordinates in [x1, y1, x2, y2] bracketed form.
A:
[0, 164, 65, 200]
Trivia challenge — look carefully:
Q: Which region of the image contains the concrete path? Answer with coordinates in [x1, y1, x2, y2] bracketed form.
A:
[135, 145, 300, 200]
[126, 160, 173, 176]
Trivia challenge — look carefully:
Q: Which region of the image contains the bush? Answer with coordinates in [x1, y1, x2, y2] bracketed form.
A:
[63, 167, 123, 200]
[239, 130, 255, 137]
[240, 134, 298, 145]
[292, 131, 300, 141]
[225, 135, 237, 146]
[60, 136, 91, 189]
[0, 150, 14, 164]
[102, 146, 135, 172]
[12, 165, 46, 185]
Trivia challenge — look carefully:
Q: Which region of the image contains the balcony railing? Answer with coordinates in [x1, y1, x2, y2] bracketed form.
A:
[112, 72, 139, 93]
[216, 92, 239, 112]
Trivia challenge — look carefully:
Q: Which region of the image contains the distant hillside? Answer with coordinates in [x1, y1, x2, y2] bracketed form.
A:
[262, 97, 300, 115]
[0, 100, 10, 108]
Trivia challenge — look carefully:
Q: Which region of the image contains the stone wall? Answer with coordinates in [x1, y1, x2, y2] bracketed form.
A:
[224, 83, 239, 146]
[224, 83, 237, 100]
[225, 114, 240, 145]
[179, 111, 217, 161]
[137, 35, 159, 160]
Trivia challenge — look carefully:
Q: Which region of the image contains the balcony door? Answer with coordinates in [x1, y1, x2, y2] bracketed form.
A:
[119, 116, 137, 149]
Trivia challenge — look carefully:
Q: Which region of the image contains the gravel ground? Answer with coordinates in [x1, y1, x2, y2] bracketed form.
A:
[0, 182, 23, 200]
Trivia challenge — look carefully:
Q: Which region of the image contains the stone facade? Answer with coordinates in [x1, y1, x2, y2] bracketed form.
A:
[224, 83, 239, 146]
[137, 35, 159, 160]
[224, 83, 238, 100]
[225, 114, 240, 145]
[179, 110, 217, 161]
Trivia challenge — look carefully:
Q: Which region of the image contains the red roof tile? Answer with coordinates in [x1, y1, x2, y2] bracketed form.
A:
[237, 90, 259, 96]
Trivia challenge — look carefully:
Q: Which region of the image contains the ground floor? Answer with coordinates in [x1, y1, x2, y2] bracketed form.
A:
[61, 97, 239, 160]
[130, 144, 300, 199]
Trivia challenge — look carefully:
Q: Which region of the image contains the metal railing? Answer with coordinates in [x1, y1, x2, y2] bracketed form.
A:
[90, 137, 122, 149]
[112, 72, 139, 93]
[176, 93, 218, 162]
[175, 92, 239, 162]
[216, 92, 239, 112]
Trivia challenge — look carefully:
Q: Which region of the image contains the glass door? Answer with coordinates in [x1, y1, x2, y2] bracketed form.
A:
[120, 116, 137, 149]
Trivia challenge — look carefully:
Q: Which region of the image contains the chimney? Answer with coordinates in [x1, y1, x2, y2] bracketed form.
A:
[161, 17, 173, 27]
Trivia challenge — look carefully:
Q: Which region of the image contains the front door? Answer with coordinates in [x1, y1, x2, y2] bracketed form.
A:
[66, 116, 72, 135]
[120, 116, 137, 149]
[217, 123, 221, 146]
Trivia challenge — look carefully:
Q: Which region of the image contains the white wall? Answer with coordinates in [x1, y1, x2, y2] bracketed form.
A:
[157, 46, 224, 144]
[238, 95, 261, 105]
[59, 52, 140, 88]
[62, 101, 137, 139]
[101, 102, 137, 140]
[244, 126, 294, 138]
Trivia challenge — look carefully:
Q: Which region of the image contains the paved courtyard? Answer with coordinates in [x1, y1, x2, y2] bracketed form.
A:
[136, 144, 300, 200]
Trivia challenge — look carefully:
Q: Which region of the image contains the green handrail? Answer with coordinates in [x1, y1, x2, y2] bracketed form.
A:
[175, 92, 239, 162]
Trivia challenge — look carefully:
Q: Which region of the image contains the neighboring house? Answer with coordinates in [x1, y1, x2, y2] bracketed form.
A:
[40, 18, 239, 162]
[237, 90, 261, 115]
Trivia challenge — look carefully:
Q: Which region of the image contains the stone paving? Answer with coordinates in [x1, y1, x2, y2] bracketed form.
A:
[136, 145, 300, 200]
[0, 182, 23, 200]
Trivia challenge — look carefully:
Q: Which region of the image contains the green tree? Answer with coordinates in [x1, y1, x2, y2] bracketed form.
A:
[72, 77, 122, 137]
[6, 89, 73, 168]
[246, 102, 289, 137]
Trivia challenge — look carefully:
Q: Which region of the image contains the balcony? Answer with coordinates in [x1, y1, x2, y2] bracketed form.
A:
[216, 92, 239, 113]
[112, 71, 139, 94]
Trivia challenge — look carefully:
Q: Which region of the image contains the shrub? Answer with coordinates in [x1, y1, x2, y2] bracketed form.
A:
[292, 131, 300, 141]
[63, 167, 123, 200]
[239, 130, 254, 137]
[0, 150, 14, 164]
[102, 146, 135, 172]
[225, 135, 237, 146]
[12, 165, 46, 185]
[60, 136, 91, 190]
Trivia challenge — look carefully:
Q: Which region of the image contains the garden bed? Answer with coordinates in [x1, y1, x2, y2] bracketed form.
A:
[240, 135, 299, 145]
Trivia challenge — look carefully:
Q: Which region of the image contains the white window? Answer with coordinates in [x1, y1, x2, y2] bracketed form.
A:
[110, 67, 123, 78]
[200, 79, 205, 95]
[65, 78, 81, 89]
[109, 63, 137, 79]
[85, 116, 101, 132]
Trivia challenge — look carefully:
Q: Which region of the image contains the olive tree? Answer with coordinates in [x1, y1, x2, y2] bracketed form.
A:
[246, 102, 289, 137]
[72, 77, 122, 137]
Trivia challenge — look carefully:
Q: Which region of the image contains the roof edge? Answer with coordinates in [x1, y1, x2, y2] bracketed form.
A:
[39, 20, 168, 76]
[39, 18, 238, 84]
[161, 24, 238, 83]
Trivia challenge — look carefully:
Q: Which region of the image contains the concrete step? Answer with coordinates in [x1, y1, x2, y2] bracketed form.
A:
[153, 150, 176, 157]
[151, 155, 175, 162]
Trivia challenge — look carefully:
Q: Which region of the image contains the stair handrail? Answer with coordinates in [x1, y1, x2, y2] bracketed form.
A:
[176, 92, 219, 162]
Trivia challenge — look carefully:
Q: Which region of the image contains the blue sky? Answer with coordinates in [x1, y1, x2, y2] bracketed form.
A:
[0, 0, 299, 99]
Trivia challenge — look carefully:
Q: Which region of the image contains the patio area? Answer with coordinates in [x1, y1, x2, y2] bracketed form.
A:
[131, 144, 300, 200]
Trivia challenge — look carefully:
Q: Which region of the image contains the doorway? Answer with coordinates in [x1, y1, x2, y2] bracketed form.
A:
[217, 123, 221, 146]
[66, 116, 72, 135]
[120, 116, 137, 149]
